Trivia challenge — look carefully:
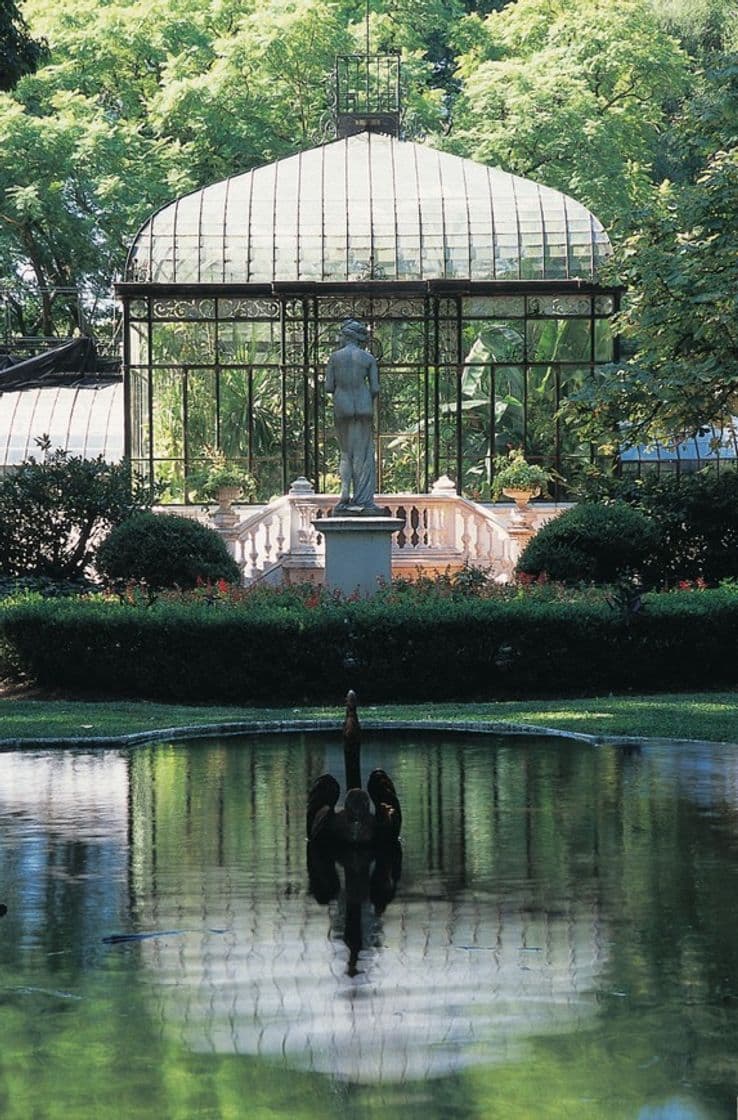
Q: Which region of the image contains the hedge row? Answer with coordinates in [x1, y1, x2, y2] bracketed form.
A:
[2, 589, 737, 704]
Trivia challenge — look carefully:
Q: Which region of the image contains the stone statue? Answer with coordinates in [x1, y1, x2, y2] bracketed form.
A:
[326, 319, 383, 514]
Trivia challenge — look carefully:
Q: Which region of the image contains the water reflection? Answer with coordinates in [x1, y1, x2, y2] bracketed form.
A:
[0, 736, 736, 1117]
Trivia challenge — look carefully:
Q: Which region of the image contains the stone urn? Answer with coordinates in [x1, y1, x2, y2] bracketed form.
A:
[502, 486, 539, 528]
[212, 485, 242, 527]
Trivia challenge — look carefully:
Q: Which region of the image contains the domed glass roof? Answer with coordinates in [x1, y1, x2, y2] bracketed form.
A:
[127, 132, 610, 286]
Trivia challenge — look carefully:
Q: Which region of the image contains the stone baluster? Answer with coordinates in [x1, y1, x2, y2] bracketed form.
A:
[262, 514, 273, 567]
[275, 512, 286, 559]
[461, 509, 472, 561]
[248, 527, 259, 577]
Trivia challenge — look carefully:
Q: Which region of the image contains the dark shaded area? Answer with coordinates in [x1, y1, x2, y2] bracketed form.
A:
[0, 0, 48, 91]
[0, 338, 120, 390]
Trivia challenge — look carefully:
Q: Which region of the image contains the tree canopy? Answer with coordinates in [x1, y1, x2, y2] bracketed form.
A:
[1, 0, 737, 447]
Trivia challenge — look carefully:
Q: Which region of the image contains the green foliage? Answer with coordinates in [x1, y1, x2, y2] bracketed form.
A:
[517, 502, 659, 584]
[3, 583, 738, 703]
[0, 445, 153, 580]
[651, 0, 738, 58]
[563, 56, 738, 445]
[96, 511, 240, 590]
[447, 0, 689, 229]
[192, 448, 258, 502]
[0, 0, 47, 90]
[576, 468, 738, 586]
[491, 450, 550, 498]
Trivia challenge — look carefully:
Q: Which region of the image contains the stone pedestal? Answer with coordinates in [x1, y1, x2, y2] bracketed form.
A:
[315, 516, 404, 598]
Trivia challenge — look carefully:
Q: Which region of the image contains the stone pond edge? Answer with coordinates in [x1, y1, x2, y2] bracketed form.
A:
[0, 718, 733, 750]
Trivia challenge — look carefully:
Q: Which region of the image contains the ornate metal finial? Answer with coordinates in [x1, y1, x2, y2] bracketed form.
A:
[333, 52, 401, 139]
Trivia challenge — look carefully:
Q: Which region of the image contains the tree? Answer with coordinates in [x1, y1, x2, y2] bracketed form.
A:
[561, 56, 738, 445]
[0, 0, 47, 90]
[0, 444, 155, 580]
[446, 0, 689, 230]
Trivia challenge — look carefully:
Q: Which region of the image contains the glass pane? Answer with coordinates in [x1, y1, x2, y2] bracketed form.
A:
[185, 369, 217, 457]
[151, 322, 215, 364]
[247, 368, 282, 478]
[526, 319, 591, 363]
[218, 321, 280, 364]
[284, 368, 307, 483]
[378, 368, 423, 440]
[129, 323, 148, 365]
[462, 320, 524, 364]
[559, 367, 593, 459]
[525, 365, 557, 463]
[595, 319, 614, 361]
[378, 432, 423, 493]
[219, 369, 250, 460]
[128, 299, 148, 320]
[436, 365, 458, 470]
[527, 295, 592, 317]
[130, 369, 150, 459]
[151, 298, 215, 320]
[494, 366, 524, 454]
[372, 319, 426, 366]
[462, 297, 525, 318]
[461, 361, 493, 499]
[152, 369, 183, 458]
[153, 460, 185, 503]
[217, 298, 280, 319]
[594, 294, 616, 316]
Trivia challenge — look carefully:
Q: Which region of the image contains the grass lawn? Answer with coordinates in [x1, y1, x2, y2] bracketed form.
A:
[1, 691, 738, 745]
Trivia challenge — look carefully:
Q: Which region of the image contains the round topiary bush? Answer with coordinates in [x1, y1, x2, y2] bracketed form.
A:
[97, 512, 241, 590]
[517, 501, 659, 585]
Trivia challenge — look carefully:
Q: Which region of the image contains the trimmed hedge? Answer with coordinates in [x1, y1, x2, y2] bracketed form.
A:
[1, 588, 737, 704]
[517, 501, 659, 585]
[96, 512, 240, 590]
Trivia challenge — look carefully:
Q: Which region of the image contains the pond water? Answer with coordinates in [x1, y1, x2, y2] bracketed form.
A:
[0, 732, 737, 1119]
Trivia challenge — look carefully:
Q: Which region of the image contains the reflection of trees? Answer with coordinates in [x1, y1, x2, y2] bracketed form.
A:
[0, 741, 737, 1113]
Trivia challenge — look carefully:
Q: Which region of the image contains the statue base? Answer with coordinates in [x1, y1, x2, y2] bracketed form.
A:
[315, 517, 404, 598]
[333, 502, 388, 517]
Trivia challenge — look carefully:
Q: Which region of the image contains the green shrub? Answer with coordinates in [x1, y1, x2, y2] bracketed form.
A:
[2, 585, 736, 704]
[0, 575, 95, 600]
[96, 512, 240, 590]
[0, 445, 154, 580]
[517, 501, 659, 584]
[576, 469, 738, 587]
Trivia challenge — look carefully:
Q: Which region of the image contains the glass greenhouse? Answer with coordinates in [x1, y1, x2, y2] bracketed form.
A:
[119, 129, 619, 503]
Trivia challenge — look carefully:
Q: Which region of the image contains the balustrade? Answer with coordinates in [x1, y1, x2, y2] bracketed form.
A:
[156, 481, 569, 586]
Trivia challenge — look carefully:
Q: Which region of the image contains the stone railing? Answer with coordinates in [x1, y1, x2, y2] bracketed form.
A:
[156, 478, 570, 586]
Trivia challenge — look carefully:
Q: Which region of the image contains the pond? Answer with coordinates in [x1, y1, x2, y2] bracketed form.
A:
[0, 732, 737, 1119]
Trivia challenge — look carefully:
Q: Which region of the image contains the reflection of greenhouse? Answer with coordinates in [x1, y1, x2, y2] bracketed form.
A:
[128, 735, 611, 1083]
[119, 121, 617, 503]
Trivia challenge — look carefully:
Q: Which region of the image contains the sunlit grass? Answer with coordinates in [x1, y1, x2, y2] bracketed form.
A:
[1, 691, 737, 744]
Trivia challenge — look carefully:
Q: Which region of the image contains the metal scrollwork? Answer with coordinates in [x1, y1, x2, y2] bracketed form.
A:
[128, 299, 148, 319]
[369, 298, 426, 320]
[594, 294, 615, 316]
[318, 297, 373, 321]
[528, 296, 592, 317]
[217, 298, 281, 319]
[152, 298, 216, 320]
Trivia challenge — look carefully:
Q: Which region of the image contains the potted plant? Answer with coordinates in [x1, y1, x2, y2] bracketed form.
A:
[492, 451, 551, 523]
[198, 450, 257, 519]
